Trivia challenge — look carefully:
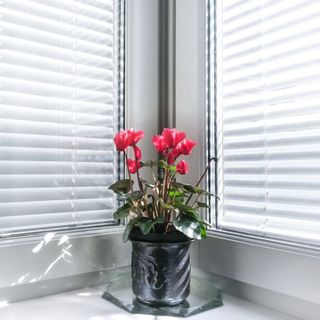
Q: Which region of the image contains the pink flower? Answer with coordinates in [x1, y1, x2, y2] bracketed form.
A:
[152, 129, 197, 164]
[175, 139, 197, 155]
[114, 130, 131, 151]
[152, 135, 167, 153]
[162, 128, 186, 149]
[133, 146, 142, 161]
[152, 129, 186, 153]
[167, 149, 181, 165]
[114, 129, 144, 151]
[176, 160, 189, 175]
[127, 158, 141, 174]
[127, 129, 144, 146]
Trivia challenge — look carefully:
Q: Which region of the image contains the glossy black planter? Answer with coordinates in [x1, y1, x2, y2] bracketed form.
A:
[129, 229, 192, 307]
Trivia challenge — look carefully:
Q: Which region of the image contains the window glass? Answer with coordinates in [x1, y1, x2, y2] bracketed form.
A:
[209, 0, 320, 245]
[0, 0, 124, 236]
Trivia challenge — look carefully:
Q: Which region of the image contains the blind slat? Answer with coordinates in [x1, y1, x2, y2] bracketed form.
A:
[0, 133, 112, 150]
[0, 187, 112, 203]
[0, 21, 113, 58]
[0, 63, 113, 92]
[0, 210, 114, 234]
[0, 174, 111, 188]
[0, 91, 112, 115]
[0, 147, 113, 162]
[1, 50, 113, 81]
[0, 161, 114, 174]
[0, 0, 123, 234]
[0, 119, 113, 138]
[0, 105, 113, 124]
[2, 0, 113, 26]
[215, 0, 320, 244]
[0, 6, 113, 43]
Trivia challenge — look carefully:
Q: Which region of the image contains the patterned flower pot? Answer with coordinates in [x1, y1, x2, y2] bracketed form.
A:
[129, 228, 192, 307]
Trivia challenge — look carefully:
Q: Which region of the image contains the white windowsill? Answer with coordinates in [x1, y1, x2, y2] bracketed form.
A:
[0, 283, 299, 320]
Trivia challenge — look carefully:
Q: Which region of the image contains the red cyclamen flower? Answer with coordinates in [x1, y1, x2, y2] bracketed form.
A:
[114, 130, 131, 151]
[152, 128, 186, 155]
[168, 138, 197, 164]
[175, 139, 197, 155]
[133, 146, 142, 161]
[162, 128, 186, 149]
[152, 135, 167, 153]
[127, 129, 144, 146]
[114, 129, 144, 151]
[176, 160, 189, 175]
[167, 149, 181, 165]
[127, 158, 141, 174]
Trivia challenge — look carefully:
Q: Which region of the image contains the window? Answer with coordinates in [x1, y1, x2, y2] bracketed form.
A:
[209, 0, 320, 245]
[0, 0, 124, 236]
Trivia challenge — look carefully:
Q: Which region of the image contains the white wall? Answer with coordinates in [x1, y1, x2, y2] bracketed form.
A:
[126, 0, 159, 161]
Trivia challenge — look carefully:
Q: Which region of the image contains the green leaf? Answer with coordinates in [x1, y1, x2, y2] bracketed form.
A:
[200, 219, 212, 227]
[153, 215, 165, 224]
[171, 182, 184, 189]
[173, 215, 206, 240]
[141, 179, 156, 188]
[137, 216, 165, 235]
[196, 201, 209, 208]
[123, 218, 138, 242]
[140, 160, 159, 167]
[168, 190, 185, 198]
[200, 225, 207, 238]
[169, 165, 176, 173]
[117, 191, 144, 202]
[137, 218, 154, 235]
[182, 184, 197, 194]
[113, 203, 132, 219]
[128, 191, 144, 201]
[174, 201, 199, 218]
[109, 179, 133, 194]
[159, 160, 170, 169]
[117, 193, 128, 201]
[174, 183, 216, 198]
[159, 198, 176, 211]
[194, 187, 219, 198]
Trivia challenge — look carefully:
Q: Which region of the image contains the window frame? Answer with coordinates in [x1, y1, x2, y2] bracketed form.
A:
[175, 0, 320, 317]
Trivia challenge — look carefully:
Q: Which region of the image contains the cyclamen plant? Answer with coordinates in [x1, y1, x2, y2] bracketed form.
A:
[109, 128, 214, 242]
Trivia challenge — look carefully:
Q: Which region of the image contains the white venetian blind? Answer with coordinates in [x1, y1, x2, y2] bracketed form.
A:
[214, 0, 320, 244]
[0, 0, 123, 235]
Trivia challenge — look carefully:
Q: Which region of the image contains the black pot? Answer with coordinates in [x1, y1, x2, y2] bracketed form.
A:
[129, 228, 192, 307]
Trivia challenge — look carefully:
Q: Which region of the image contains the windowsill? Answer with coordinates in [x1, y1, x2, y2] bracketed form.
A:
[0, 282, 299, 320]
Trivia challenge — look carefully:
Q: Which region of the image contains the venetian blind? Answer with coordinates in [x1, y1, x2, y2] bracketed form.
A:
[214, 0, 320, 244]
[0, 0, 124, 235]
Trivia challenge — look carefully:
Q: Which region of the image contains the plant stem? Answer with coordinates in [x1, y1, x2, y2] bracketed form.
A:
[150, 165, 157, 184]
[186, 157, 217, 205]
[191, 193, 202, 208]
[134, 155, 144, 193]
[161, 168, 168, 202]
[195, 157, 218, 187]
[124, 152, 133, 192]
[161, 167, 171, 230]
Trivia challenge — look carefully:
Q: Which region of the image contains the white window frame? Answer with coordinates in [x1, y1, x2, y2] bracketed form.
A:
[0, 0, 161, 303]
[175, 0, 320, 318]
